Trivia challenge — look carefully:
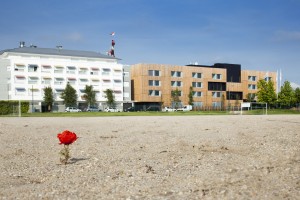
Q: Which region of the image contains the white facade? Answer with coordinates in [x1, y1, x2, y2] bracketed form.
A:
[0, 46, 124, 111]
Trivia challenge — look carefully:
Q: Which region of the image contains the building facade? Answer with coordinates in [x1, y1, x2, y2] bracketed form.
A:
[0, 44, 125, 112]
[131, 63, 277, 110]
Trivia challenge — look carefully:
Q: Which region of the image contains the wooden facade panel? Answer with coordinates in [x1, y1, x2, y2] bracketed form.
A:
[131, 64, 277, 107]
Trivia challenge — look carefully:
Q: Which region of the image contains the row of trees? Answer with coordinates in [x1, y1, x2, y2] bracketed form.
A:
[171, 86, 194, 109]
[43, 79, 299, 111]
[43, 83, 115, 111]
[257, 80, 300, 108]
[171, 80, 300, 109]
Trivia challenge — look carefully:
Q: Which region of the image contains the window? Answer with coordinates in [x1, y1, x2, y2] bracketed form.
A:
[28, 64, 38, 72]
[148, 70, 160, 76]
[149, 80, 160, 86]
[212, 102, 222, 108]
[42, 78, 51, 84]
[79, 89, 85, 94]
[265, 77, 272, 81]
[248, 76, 256, 81]
[248, 84, 257, 90]
[54, 66, 64, 74]
[15, 76, 26, 83]
[102, 68, 110, 75]
[148, 90, 160, 96]
[171, 71, 182, 77]
[192, 72, 202, 78]
[123, 72, 129, 77]
[171, 81, 182, 87]
[124, 81, 130, 87]
[212, 73, 222, 80]
[193, 91, 202, 97]
[171, 90, 182, 96]
[55, 89, 64, 95]
[41, 65, 52, 73]
[79, 79, 88, 85]
[79, 68, 88, 75]
[29, 88, 39, 96]
[54, 78, 64, 85]
[102, 79, 110, 86]
[114, 69, 122, 76]
[248, 93, 256, 100]
[68, 78, 76, 85]
[227, 92, 243, 100]
[15, 64, 25, 72]
[192, 82, 202, 88]
[124, 92, 130, 98]
[66, 66, 76, 74]
[28, 77, 39, 84]
[15, 88, 26, 95]
[92, 79, 100, 86]
[193, 102, 203, 107]
[208, 82, 226, 91]
[114, 79, 122, 86]
[212, 91, 221, 98]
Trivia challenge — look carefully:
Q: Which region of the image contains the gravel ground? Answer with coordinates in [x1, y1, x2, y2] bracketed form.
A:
[0, 115, 299, 199]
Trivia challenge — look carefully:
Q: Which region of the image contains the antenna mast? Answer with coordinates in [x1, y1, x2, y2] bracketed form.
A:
[108, 32, 115, 57]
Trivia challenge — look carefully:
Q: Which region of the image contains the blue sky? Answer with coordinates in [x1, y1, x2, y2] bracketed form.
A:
[1, 0, 299, 86]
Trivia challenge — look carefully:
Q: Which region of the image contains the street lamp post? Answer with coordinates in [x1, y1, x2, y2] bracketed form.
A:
[31, 85, 34, 113]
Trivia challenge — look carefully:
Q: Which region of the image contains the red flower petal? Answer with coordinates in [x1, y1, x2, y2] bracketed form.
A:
[57, 130, 78, 145]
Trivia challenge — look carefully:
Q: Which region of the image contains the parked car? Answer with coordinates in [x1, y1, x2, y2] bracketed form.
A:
[65, 107, 82, 112]
[125, 107, 137, 112]
[146, 106, 160, 111]
[86, 106, 101, 112]
[104, 107, 121, 112]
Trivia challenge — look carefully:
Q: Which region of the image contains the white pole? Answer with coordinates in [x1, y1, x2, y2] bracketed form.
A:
[18, 100, 21, 117]
[240, 102, 243, 115]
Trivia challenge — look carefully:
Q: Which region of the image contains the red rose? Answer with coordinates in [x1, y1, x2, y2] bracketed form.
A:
[57, 130, 78, 145]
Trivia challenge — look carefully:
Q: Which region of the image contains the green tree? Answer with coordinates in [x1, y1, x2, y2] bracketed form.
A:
[104, 89, 115, 107]
[278, 81, 295, 108]
[257, 79, 277, 107]
[221, 94, 225, 111]
[246, 93, 256, 102]
[295, 87, 300, 105]
[43, 86, 54, 112]
[188, 86, 194, 106]
[61, 82, 77, 107]
[82, 85, 96, 107]
[171, 88, 181, 109]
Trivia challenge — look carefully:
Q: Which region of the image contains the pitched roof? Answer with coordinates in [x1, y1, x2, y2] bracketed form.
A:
[0, 47, 120, 60]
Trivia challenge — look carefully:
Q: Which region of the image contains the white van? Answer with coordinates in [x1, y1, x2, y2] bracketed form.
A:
[162, 107, 176, 112]
[176, 105, 193, 111]
[65, 107, 82, 112]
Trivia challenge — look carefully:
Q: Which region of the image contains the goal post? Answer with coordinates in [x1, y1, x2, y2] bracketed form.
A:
[241, 102, 267, 115]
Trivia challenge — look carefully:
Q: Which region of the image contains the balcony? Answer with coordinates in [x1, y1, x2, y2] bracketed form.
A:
[54, 81, 64, 85]
[42, 80, 52, 84]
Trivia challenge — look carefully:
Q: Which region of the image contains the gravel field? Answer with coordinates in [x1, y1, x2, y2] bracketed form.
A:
[0, 115, 299, 199]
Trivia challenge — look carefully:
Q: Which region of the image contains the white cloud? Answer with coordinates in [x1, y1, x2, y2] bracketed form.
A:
[291, 82, 300, 89]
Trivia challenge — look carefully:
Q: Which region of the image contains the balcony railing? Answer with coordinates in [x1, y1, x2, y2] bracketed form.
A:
[54, 70, 64, 74]
[28, 80, 38, 84]
[42, 80, 51, 84]
[54, 81, 64, 85]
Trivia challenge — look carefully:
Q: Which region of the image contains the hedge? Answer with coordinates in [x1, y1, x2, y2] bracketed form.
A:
[0, 101, 29, 115]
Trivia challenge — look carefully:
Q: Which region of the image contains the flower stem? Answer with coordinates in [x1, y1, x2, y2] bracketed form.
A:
[60, 145, 70, 165]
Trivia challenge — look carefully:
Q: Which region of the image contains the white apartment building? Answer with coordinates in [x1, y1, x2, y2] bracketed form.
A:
[0, 43, 125, 112]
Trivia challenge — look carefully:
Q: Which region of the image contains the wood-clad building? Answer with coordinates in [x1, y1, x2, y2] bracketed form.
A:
[131, 63, 277, 110]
